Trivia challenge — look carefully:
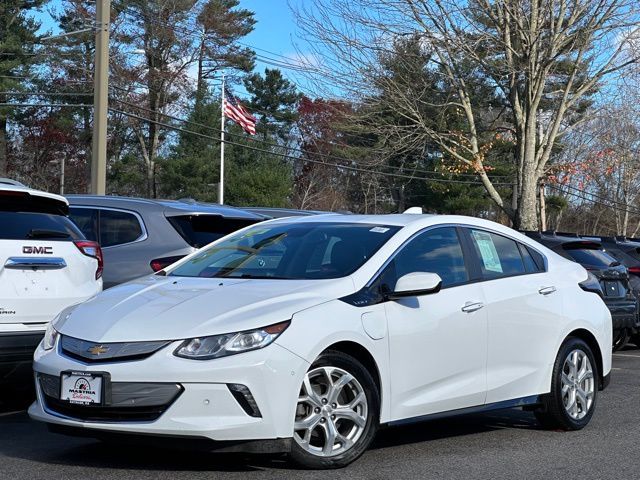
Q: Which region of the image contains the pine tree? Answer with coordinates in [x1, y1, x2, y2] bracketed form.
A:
[0, 0, 43, 176]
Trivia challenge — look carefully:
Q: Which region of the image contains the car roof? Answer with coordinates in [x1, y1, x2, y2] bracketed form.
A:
[66, 195, 264, 220]
[595, 236, 640, 247]
[263, 213, 437, 226]
[523, 231, 603, 249]
[0, 178, 26, 187]
[243, 207, 332, 218]
[0, 184, 68, 205]
[0, 184, 69, 215]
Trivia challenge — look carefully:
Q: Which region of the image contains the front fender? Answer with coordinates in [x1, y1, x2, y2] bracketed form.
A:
[276, 299, 392, 423]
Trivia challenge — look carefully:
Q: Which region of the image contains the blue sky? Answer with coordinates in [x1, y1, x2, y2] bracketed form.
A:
[33, 0, 307, 93]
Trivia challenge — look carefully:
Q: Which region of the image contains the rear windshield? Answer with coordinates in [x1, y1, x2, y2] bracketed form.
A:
[0, 211, 84, 240]
[167, 215, 260, 249]
[0, 191, 68, 215]
[564, 247, 618, 268]
[605, 247, 640, 267]
[169, 222, 400, 280]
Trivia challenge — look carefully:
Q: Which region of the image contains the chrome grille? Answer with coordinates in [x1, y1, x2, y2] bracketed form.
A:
[60, 335, 170, 363]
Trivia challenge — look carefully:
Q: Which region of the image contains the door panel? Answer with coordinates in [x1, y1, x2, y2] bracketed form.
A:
[463, 227, 562, 403]
[386, 283, 488, 420]
[379, 226, 488, 421]
[481, 274, 562, 402]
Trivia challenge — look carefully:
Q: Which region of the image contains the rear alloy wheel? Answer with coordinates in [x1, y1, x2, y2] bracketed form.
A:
[290, 351, 379, 469]
[535, 337, 598, 430]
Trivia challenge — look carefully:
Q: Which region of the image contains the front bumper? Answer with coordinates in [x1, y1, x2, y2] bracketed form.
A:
[29, 339, 310, 443]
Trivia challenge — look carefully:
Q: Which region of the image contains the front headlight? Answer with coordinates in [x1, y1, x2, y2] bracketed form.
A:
[42, 304, 78, 351]
[174, 321, 290, 360]
[42, 322, 59, 351]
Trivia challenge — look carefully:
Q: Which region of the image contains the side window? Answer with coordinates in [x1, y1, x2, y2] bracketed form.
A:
[382, 227, 469, 289]
[526, 246, 546, 271]
[99, 209, 144, 247]
[519, 244, 538, 273]
[68, 207, 99, 242]
[519, 244, 546, 273]
[468, 229, 526, 278]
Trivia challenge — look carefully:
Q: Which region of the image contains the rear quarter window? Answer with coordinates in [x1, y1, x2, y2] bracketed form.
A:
[99, 209, 144, 247]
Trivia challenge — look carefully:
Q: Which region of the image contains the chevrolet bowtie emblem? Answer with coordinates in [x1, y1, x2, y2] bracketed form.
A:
[88, 345, 109, 355]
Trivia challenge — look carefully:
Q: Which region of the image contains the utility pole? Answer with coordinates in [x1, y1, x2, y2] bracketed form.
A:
[91, 0, 110, 195]
[60, 157, 65, 195]
[219, 74, 225, 205]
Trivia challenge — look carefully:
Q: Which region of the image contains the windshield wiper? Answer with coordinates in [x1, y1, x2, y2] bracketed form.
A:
[26, 229, 71, 239]
[236, 274, 291, 279]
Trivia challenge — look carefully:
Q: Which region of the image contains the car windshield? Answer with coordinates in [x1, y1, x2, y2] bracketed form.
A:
[168, 222, 400, 280]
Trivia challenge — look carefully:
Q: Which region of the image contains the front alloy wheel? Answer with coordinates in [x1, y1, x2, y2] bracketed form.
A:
[290, 351, 379, 469]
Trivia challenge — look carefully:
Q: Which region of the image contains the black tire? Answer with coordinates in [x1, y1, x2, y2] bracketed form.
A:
[631, 333, 640, 350]
[535, 337, 598, 430]
[289, 350, 379, 469]
[612, 328, 629, 352]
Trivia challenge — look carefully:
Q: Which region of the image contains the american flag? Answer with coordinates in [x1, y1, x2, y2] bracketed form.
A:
[223, 85, 256, 135]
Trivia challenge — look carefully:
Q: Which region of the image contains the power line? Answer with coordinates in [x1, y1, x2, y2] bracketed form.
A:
[109, 106, 512, 187]
[0, 103, 92, 108]
[0, 92, 93, 96]
[548, 184, 640, 216]
[109, 95, 511, 182]
[550, 180, 640, 211]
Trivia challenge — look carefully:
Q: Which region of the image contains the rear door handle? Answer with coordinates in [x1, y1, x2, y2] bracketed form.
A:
[538, 286, 557, 296]
[461, 302, 484, 313]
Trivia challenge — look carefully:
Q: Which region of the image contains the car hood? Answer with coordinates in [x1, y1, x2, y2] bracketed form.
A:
[56, 275, 354, 342]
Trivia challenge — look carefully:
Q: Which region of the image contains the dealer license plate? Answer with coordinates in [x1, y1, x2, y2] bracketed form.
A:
[60, 372, 103, 405]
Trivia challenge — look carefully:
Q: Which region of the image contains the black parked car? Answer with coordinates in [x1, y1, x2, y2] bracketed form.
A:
[589, 236, 640, 348]
[597, 236, 640, 291]
[525, 231, 640, 350]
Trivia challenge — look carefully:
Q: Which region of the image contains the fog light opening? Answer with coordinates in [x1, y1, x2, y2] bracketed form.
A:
[227, 383, 262, 418]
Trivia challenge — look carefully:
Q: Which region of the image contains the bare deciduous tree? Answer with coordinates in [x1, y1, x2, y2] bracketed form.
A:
[293, 0, 639, 228]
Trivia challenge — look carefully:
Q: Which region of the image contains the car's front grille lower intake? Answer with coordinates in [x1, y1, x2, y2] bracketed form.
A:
[38, 373, 182, 422]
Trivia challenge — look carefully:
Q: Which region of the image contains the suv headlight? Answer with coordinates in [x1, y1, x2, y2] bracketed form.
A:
[42, 322, 59, 351]
[174, 321, 290, 360]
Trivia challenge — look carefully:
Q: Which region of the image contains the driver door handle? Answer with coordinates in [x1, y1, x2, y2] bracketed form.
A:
[461, 301, 484, 313]
[538, 286, 557, 296]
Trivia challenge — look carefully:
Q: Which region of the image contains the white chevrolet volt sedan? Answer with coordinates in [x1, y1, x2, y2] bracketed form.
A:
[30, 214, 612, 469]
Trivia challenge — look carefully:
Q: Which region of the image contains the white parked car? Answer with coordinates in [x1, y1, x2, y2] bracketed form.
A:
[29, 215, 611, 468]
[0, 185, 102, 395]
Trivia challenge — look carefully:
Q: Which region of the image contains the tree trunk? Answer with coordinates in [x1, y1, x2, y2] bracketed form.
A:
[0, 115, 7, 177]
[539, 183, 547, 231]
[513, 120, 540, 230]
[195, 35, 205, 110]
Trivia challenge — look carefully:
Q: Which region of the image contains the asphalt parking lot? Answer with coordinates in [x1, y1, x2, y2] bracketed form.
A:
[1, 350, 639, 480]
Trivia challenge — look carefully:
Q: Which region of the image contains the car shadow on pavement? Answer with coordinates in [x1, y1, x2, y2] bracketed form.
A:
[0, 407, 542, 473]
[371, 408, 540, 451]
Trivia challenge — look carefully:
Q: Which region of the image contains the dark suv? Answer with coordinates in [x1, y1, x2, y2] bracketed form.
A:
[524, 231, 639, 350]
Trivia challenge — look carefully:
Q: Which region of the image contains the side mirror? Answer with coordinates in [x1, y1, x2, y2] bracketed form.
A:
[387, 272, 442, 300]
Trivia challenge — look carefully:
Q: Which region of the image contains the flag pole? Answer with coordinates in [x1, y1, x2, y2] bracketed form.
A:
[219, 74, 225, 205]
